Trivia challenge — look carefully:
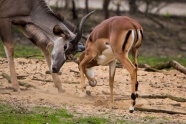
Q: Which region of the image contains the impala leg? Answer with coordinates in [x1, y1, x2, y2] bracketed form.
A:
[85, 67, 97, 87]
[79, 55, 93, 92]
[40, 47, 64, 93]
[0, 20, 20, 92]
[109, 60, 116, 103]
[116, 54, 137, 113]
[131, 47, 139, 97]
[131, 47, 138, 68]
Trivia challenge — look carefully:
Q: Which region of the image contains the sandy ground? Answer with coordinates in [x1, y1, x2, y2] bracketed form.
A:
[0, 57, 186, 123]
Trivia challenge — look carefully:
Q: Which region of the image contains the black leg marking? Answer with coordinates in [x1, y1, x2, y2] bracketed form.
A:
[133, 101, 136, 106]
[135, 81, 138, 91]
[131, 93, 136, 100]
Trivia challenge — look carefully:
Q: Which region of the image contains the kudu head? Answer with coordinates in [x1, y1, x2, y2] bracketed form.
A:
[51, 11, 94, 73]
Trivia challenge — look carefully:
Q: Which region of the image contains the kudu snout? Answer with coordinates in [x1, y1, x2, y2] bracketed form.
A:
[51, 11, 95, 73]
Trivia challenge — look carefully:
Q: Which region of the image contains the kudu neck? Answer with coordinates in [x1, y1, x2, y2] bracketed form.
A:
[30, 0, 73, 41]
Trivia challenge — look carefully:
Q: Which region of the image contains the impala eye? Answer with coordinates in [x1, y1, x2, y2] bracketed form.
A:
[64, 44, 67, 51]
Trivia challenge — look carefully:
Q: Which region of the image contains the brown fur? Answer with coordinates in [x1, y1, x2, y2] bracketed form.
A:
[78, 16, 143, 113]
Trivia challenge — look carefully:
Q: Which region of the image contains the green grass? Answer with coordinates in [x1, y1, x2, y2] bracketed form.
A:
[1, 41, 186, 67]
[0, 102, 184, 124]
[137, 56, 186, 67]
[0, 41, 43, 58]
[0, 104, 111, 124]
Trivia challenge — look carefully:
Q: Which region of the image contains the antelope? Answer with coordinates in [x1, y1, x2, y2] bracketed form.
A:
[0, 0, 94, 92]
[78, 16, 143, 113]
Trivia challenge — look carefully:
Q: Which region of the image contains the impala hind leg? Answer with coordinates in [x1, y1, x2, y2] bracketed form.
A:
[131, 47, 138, 68]
[40, 46, 64, 93]
[131, 47, 139, 97]
[116, 54, 138, 113]
[0, 20, 20, 92]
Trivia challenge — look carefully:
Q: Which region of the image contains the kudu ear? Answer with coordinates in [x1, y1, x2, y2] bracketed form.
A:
[53, 24, 69, 38]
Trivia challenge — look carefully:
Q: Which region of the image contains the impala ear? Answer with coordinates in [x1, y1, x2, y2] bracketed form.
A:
[53, 24, 66, 37]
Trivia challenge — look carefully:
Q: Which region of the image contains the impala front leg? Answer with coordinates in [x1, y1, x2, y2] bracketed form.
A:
[85, 67, 97, 87]
[79, 55, 93, 92]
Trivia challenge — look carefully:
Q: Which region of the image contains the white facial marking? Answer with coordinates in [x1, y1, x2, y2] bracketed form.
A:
[86, 67, 94, 78]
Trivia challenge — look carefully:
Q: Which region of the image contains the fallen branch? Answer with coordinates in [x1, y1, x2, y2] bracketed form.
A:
[135, 107, 186, 115]
[1, 73, 35, 88]
[69, 69, 80, 74]
[32, 76, 53, 82]
[142, 60, 186, 75]
[114, 94, 186, 102]
[17, 75, 28, 80]
[140, 95, 186, 102]
[169, 60, 186, 75]
[25, 54, 44, 59]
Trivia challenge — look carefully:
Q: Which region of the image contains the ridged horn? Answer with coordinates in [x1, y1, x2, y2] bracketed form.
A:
[71, 10, 95, 46]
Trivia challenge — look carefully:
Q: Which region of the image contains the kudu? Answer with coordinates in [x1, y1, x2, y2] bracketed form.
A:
[78, 16, 143, 113]
[0, 0, 94, 92]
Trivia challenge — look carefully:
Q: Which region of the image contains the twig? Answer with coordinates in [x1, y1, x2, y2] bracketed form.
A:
[1, 72, 35, 88]
[25, 54, 44, 59]
[32, 76, 53, 82]
[70, 69, 80, 74]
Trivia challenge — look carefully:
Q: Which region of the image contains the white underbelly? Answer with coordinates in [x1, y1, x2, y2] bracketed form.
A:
[96, 45, 116, 65]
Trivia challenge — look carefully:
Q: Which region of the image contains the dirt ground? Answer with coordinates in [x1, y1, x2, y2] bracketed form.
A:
[0, 57, 186, 123]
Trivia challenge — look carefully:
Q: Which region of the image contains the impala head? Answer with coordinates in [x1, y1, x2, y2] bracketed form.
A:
[51, 11, 95, 73]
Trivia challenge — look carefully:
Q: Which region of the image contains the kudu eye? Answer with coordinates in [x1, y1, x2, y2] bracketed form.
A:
[64, 44, 67, 51]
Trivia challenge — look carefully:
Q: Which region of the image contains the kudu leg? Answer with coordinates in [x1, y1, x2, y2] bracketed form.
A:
[108, 60, 117, 103]
[116, 54, 137, 113]
[0, 21, 20, 91]
[40, 47, 64, 93]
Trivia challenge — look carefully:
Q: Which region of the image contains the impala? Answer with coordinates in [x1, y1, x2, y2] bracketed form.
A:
[0, 0, 94, 92]
[78, 16, 143, 113]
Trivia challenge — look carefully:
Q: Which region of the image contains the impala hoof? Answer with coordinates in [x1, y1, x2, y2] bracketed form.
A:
[129, 105, 134, 113]
[88, 80, 97, 87]
[129, 109, 134, 113]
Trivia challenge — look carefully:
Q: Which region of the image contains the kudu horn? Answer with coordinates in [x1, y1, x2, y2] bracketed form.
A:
[71, 10, 95, 46]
